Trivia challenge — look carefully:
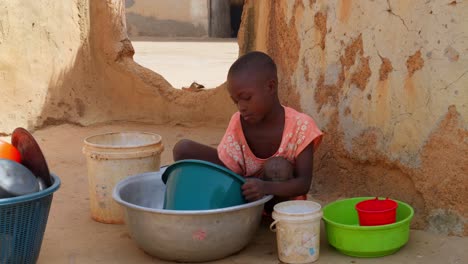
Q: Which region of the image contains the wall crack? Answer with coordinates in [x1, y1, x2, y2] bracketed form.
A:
[440, 69, 468, 90]
[386, 0, 409, 31]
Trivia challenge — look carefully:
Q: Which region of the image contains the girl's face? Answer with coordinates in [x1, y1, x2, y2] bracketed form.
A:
[227, 74, 275, 124]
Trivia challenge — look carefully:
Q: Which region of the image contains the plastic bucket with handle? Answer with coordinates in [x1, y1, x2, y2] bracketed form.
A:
[355, 197, 398, 226]
[82, 132, 163, 224]
[270, 201, 322, 263]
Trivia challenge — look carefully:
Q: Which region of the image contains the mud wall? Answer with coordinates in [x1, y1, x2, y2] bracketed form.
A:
[125, 0, 210, 38]
[0, 1, 84, 134]
[239, 0, 467, 235]
[0, 0, 235, 134]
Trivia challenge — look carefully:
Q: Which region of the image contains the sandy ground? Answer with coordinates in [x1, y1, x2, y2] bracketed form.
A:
[131, 38, 239, 89]
[2, 123, 466, 263]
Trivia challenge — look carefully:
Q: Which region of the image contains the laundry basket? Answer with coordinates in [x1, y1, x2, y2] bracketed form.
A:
[0, 174, 60, 264]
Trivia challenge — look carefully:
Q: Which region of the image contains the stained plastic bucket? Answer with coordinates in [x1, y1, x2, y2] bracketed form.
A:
[355, 197, 398, 226]
[270, 201, 322, 263]
[83, 132, 163, 224]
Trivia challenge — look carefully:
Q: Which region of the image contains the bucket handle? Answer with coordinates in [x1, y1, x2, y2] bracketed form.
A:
[270, 220, 279, 232]
[374, 197, 390, 201]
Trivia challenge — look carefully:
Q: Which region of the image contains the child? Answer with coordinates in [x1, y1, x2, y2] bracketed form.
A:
[173, 51, 322, 207]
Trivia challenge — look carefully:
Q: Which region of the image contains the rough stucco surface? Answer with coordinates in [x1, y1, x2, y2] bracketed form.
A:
[0, 1, 84, 134]
[239, 0, 467, 235]
[0, 0, 235, 134]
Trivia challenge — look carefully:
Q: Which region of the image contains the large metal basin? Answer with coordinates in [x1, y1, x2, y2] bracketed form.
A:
[113, 168, 273, 262]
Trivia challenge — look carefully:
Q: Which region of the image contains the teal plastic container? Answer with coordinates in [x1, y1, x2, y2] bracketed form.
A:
[322, 197, 414, 258]
[161, 160, 246, 210]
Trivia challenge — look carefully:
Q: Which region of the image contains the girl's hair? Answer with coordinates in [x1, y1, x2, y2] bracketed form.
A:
[228, 51, 277, 81]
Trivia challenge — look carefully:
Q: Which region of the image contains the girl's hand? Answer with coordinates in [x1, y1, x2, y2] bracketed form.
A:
[242, 178, 267, 201]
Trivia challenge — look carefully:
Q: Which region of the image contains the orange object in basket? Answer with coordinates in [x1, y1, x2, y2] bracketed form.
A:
[0, 139, 22, 163]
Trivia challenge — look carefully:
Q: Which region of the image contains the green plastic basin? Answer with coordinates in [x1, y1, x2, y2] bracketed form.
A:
[161, 160, 246, 210]
[322, 197, 414, 258]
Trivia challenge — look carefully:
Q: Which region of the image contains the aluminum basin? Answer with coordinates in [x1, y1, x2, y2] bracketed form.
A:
[113, 168, 273, 262]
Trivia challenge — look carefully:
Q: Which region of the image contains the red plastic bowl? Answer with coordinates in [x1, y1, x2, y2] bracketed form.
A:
[355, 197, 398, 226]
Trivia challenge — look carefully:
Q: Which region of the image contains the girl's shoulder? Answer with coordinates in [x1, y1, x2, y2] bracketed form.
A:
[283, 106, 323, 152]
[225, 111, 242, 135]
[284, 106, 317, 125]
[228, 111, 241, 127]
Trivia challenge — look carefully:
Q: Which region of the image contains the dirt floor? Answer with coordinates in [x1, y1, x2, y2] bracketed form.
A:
[131, 38, 239, 89]
[2, 122, 465, 263]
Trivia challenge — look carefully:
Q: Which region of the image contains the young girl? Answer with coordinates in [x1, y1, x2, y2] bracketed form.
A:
[173, 51, 322, 205]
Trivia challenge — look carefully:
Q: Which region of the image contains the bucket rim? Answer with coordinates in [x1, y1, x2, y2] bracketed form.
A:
[83, 131, 162, 149]
[355, 198, 398, 213]
[113, 170, 273, 215]
[0, 174, 61, 205]
[272, 200, 322, 216]
[161, 159, 246, 185]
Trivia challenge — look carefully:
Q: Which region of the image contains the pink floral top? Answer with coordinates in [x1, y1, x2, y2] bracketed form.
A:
[217, 106, 323, 177]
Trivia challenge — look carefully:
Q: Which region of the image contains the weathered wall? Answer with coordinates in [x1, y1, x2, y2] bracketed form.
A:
[125, 0, 210, 38]
[0, 0, 235, 134]
[239, 0, 467, 235]
[0, 1, 85, 134]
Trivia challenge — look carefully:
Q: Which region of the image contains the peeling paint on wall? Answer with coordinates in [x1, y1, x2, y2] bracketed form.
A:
[266, 0, 304, 110]
[314, 12, 327, 50]
[406, 50, 424, 77]
[379, 57, 393, 81]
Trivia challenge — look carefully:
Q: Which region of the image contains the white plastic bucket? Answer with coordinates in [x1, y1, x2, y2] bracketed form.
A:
[82, 132, 164, 224]
[270, 201, 322, 263]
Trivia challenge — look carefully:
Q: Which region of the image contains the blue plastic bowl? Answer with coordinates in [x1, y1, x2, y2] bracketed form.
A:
[161, 160, 246, 210]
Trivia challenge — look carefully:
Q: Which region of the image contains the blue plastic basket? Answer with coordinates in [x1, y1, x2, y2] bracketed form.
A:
[0, 174, 60, 264]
